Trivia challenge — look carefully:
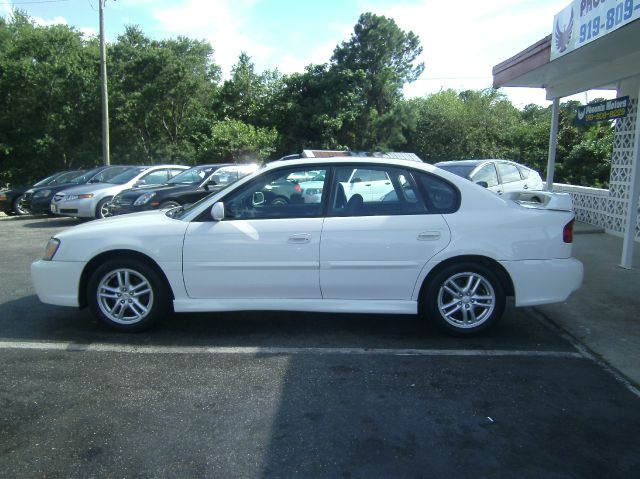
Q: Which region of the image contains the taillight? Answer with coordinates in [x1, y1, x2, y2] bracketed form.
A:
[563, 219, 575, 243]
[294, 183, 302, 193]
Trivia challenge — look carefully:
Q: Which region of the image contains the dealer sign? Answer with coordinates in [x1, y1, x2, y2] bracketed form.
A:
[575, 96, 629, 124]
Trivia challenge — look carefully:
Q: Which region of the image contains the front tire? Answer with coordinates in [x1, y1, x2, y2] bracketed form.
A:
[423, 262, 505, 336]
[95, 197, 112, 219]
[87, 258, 170, 332]
[13, 195, 29, 216]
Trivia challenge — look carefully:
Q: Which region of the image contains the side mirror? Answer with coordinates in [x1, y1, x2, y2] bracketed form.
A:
[476, 181, 489, 188]
[252, 191, 265, 206]
[351, 177, 362, 183]
[211, 202, 225, 221]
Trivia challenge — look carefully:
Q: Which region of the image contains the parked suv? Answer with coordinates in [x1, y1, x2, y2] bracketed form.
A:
[108, 163, 259, 216]
[50, 165, 188, 219]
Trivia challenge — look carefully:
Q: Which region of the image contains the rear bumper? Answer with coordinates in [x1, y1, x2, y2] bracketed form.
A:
[500, 258, 583, 307]
[31, 260, 84, 307]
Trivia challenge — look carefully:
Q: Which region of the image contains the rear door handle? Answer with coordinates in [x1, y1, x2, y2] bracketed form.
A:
[288, 234, 311, 244]
[418, 231, 441, 241]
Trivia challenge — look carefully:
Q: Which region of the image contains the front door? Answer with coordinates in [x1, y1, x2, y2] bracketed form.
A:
[182, 166, 328, 299]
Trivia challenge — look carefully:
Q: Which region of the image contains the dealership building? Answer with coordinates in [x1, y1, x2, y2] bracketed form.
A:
[492, 0, 640, 268]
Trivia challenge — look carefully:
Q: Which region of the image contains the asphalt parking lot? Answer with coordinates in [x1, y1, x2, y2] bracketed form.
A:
[1, 215, 639, 478]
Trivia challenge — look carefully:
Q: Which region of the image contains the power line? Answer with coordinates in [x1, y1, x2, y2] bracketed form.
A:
[0, 0, 70, 4]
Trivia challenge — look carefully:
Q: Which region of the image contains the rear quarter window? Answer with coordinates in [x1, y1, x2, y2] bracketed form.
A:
[414, 171, 460, 214]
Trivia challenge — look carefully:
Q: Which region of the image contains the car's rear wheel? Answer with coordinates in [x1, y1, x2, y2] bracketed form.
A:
[13, 195, 29, 216]
[87, 258, 169, 332]
[423, 262, 505, 336]
[95, 197, 112, 219]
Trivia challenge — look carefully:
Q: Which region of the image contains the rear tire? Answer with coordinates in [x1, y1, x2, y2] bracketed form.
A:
[87, 258, 170, 332]
[423, 262, 505, 336]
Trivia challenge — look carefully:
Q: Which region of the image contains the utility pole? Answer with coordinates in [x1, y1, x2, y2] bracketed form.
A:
[99, 0, 110, 166]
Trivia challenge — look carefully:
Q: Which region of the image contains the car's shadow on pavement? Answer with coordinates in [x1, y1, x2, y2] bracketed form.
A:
[21, 217, 86, 228]
[0, 295, 577, 352]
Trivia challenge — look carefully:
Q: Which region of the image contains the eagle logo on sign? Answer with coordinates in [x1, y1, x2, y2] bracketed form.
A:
[577, 107, 586, 121]
[554, 8, 574, 53]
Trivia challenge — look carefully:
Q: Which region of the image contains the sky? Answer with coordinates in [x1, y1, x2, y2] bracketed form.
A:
[1, 0, 616, 108]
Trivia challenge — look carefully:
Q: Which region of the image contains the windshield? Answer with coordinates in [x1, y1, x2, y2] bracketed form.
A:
[33, 173, 61, 187]
[49, 170, 85, 185]
[167, 166, 212, 185]
[437, 164, 475, 179]
[104, 167, 146, 185]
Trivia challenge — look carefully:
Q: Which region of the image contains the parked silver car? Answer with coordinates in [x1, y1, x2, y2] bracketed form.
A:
[435, 160, 544, 196]
[50, 165, 188, 219]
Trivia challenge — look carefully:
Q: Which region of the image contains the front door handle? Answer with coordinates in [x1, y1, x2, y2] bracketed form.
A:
[288, 234, 311, 244]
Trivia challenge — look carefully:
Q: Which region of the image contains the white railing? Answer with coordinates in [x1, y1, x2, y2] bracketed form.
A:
[552, 183, 639, 240]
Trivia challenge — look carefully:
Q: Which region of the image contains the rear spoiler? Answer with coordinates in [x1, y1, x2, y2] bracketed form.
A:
[503, 191, 574, 212]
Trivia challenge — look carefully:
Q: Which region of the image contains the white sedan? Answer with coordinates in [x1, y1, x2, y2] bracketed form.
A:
[31, 157, 583, 336]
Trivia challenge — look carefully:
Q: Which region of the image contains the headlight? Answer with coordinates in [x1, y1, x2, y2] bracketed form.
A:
[65, 193, 94, 201]
[34, 189, 51, 198]
[43, 238, 60, 261]
[0, 193, 7, 201]
[134, 192, 156, 206]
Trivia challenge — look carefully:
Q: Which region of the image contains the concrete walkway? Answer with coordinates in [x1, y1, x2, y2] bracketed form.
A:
[536, 222, 640, 386]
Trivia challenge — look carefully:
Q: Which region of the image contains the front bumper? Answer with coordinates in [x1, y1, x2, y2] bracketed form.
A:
[0, 199, 13, 214]
[500, 257, 584, 307]
[27, 196, 54, 214]
[31, 259, 85, 307]
[50, 198, 97, 218]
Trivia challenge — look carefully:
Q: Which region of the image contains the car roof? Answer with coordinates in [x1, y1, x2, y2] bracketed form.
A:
[435, 159, 525, 167]
[264, 156, 434, 171]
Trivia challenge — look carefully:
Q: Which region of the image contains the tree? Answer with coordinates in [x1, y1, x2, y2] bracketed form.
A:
[108, 26, 221, 165]
[198, 119, 278, 163]
[0, 11, 101, 185]
[407, 89, 521, 164]
[329, 12, 424, 150]
[219, 52, 284, 127]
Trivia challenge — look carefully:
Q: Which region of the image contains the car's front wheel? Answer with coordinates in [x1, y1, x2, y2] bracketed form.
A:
[95, 197, 112, 219]
[87, 258, 170, 332]
[423, 262, 505, 336]
[13, 195, 29, 216]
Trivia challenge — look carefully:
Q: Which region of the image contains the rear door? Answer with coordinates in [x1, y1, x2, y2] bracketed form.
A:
[320, 165, 454, 300]
[496, 162, 526, 193]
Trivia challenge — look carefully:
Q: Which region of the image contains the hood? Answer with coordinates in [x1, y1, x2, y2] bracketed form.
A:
[56, 183, 119, 196]
[56, 210, 181, 240]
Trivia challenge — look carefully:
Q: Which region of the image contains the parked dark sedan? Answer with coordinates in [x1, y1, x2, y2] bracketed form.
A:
[20, 165, 134, 215]
[0, 170, 83, 216]
[108, 163, 259, 216]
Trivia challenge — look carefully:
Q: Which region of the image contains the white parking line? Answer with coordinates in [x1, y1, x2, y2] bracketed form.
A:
[0, 340, 584, 358]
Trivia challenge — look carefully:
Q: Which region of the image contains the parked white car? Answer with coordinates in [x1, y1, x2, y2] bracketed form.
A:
[32, 157, 582, 335]
[50, 165, 188, 219]
[435, 160, 544, 196]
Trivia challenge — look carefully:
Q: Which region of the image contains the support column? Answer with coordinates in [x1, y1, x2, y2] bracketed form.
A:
[546, 97, 560, 191]
[620, 85, 640, 269]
